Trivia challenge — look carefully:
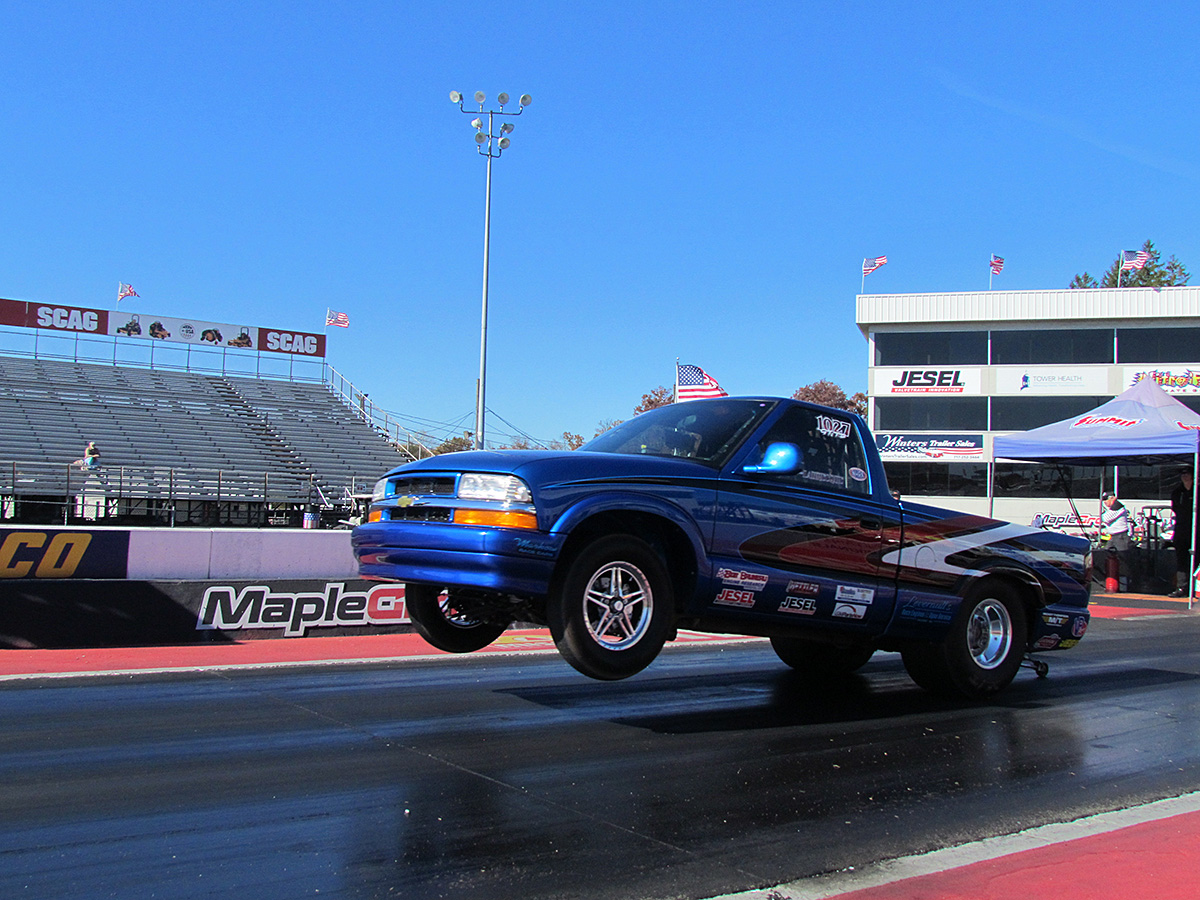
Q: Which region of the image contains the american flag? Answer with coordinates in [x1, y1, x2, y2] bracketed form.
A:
[676, 364, 727, 401]
[862, 256, 888, 276]
[1120, 250, 1150, 271]
[117, 282, 139, 303]
[990, 255, 1005, 275]
[326, 309, 350, 328]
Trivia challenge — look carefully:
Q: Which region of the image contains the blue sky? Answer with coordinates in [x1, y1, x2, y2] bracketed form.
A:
[2, 1, 1198, 447]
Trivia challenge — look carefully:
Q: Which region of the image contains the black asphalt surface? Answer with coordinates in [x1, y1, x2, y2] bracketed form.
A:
[2, 614, 1199, 900]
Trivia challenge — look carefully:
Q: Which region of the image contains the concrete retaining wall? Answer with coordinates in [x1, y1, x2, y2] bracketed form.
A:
[0, 526, 414, 649]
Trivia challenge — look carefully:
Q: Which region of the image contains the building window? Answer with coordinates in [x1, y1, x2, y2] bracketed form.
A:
[874, 397, 988, 431]
[884, 462, 988, 497]
[1117, 464, 1192, 502]
[994, 463, 1111, 499]
[874, 331, 988, 366]
[990, 396, 1112, 432]
[990, 329, 1113, 365]
[1117, 327, 1200, 363]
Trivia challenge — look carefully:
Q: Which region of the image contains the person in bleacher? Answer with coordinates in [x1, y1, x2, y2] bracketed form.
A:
[82, 441, 100, 470]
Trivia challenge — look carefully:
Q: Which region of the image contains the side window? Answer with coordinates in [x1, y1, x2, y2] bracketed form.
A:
[753, 408, 872, 495]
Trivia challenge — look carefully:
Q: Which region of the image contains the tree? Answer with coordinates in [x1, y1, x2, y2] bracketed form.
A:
[792, 379, 867, 416]
[633, 386, 673, 415]
[555, 431, 585, 450]
[1069, 239, 1190, 289]
[594, 417, 623, 436]
[433, 432, 474, 454]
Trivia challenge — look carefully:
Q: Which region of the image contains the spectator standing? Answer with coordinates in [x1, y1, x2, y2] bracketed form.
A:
[1169, 471, 1194, 598]
[1101, 492, 1131, 552]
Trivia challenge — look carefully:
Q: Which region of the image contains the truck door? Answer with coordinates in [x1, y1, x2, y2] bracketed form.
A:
[708, 406, 901, 634]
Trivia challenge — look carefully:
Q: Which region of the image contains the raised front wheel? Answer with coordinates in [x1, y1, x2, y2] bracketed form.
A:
[549, 535, 674, 681]
[405, 584, 508, 653]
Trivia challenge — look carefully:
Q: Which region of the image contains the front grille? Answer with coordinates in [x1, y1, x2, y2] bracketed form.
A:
[392, 476, 456, 495]
[386, 506, 452, 523]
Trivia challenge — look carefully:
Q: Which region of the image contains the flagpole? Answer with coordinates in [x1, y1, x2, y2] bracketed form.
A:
[861, 261, 865, 294]
[673, 358, 679, 404]
[1117, 250, 1122, 288]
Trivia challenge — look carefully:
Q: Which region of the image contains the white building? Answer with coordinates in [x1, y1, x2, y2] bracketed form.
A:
[856, 286, 1200, 533]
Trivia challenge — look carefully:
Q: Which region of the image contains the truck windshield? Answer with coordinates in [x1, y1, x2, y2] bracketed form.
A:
[581, 399, 776, 465]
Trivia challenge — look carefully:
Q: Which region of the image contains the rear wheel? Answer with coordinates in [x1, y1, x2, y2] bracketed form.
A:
[770, 637, 875, 675]
[902, 581, 1028, 699]
[405, 584, 508, 653]
[549, 535, 674, 681]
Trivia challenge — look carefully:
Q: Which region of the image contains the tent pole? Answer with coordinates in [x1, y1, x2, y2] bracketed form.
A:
[1191, 450, 1198, 610]
[987, 460, 994, 518]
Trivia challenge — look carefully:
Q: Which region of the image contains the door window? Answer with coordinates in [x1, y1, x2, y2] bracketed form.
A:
[752, 407, 872, 496]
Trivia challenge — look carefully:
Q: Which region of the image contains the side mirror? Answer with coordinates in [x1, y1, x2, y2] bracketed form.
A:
[742, 442, 803, 476]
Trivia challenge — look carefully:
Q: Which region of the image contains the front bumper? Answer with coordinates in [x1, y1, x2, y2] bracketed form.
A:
[351, 521, 564, 598]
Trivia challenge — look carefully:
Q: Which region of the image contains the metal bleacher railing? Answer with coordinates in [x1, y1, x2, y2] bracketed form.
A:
[0, 323, 438, 460]
[0, 324, 435, 526]
[0, 460, 354, 526]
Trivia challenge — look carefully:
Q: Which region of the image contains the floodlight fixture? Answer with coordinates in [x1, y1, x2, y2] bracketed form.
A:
[447, 89, 535, 450]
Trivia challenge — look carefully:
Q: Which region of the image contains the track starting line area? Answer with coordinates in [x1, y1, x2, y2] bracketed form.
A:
[0, 598, 1186, 681]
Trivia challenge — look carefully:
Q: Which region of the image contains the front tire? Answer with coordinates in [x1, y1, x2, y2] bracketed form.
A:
[549, 535, 674, 680]
[902, 581, 1028, 699]
[405, 584, 508, 653]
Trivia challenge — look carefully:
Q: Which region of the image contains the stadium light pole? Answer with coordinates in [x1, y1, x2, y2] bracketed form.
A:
[449, 89, 532, 450]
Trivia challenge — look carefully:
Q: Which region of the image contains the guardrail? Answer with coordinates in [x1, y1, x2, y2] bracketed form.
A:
[0, 461, 381, 527]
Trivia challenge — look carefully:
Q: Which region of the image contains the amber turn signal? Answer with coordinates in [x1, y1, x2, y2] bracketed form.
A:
[453, 509, 538, 529]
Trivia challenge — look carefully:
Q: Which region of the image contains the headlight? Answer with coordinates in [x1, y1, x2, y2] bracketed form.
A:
[458, 473, 533, 503]
[371, 478, 390, 502]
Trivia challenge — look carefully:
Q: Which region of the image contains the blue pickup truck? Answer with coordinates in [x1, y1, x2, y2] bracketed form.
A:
[352, 397, 1091, 698]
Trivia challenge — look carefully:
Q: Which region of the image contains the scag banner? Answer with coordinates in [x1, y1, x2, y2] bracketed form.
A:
[0, 297, 109, 335]
[1, 297, 325, 358]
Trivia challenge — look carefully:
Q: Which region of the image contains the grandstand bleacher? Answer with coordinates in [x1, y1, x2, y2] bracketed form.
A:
[0, 356, 411, 526]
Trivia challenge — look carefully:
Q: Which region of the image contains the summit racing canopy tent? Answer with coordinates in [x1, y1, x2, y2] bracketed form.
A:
[993, 378, 1200, 464]
[993, 378, 1200, 603]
